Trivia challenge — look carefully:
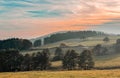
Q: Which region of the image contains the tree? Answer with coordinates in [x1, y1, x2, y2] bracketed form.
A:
[34, 39, 41, 47]
[93, 44, 108, 56]
[53, 47, 63, 61]
[116, 39, 120, 44]
[115, 39, 120, 53]
[40, 49, 51, 70]
[44, 31, 105, 44]
[0, 49, 24, 72]
[33, 49, 51, 70]
[78, 50, 94, 70]
[103, 37, 110, 42]
[22, 39, 32, 50]
[62, 50, 78, 70]
[0, 38, 32, 50]
[21, 54, 32, 71]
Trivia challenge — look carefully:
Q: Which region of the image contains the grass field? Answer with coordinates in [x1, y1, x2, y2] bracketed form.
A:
[39, 35, 120, 48]
[0, 70, 120, 78]
[22, 35, 120, 55]
[51, 53, 120, 69]
[1, 36, 120, 78]
[22, 35, 120, 68]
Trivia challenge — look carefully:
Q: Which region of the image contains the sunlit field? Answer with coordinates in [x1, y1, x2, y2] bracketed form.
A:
[0, 70, 120, 78]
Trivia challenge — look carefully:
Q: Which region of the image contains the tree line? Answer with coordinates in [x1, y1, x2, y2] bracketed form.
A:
[34, 31, 105, 47]
[1, 37, 120, 72]
[0, 38, 32, 50]
[0, 48, 94, 72]
[0, 49, 50, 72]
[53, 48, 94, 70]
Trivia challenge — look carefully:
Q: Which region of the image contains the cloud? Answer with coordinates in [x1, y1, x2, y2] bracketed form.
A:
[0, 0, 120, 39]
[0, 0, 120, 19]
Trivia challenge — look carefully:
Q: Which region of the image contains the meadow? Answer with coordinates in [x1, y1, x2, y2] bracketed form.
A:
[0, 70, 120, 78]
[22, 35, 120, 69]
[1, 35, 119, 78]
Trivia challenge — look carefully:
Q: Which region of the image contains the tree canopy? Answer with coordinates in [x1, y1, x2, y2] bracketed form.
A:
[0, 38, 32, 50]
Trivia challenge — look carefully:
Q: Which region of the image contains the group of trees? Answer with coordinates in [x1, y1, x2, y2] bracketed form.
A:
[93, 44, 108, 56]
[0, 38, 32, 50]
[62, 50, 94, 70]
[0, 48, 95, 72]
[115, 39, 120, 53]
[0, 49, 50, 72]
[33, 31, 105, 46]
[53, 47, 63, 61]
[34, 40, 41, 47]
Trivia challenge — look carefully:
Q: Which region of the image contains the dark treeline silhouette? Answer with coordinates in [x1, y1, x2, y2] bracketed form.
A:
[0, 48, 95, 72]
[62, 50, 78, 70]
[62, 49, 94, 70]
[34, 39, 41, 47]
[33, 31, 105, 47]
[0, 38, 32, 50]
[78, 50, 94, 70]
[44, 31, 105, 44]
[0, 49, 50, 72]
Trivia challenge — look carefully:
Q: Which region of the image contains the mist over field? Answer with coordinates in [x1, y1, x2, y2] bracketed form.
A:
[0, 0, 120, 78]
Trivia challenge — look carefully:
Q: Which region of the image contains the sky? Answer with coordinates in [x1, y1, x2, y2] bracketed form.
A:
[0, 0, 120, 39]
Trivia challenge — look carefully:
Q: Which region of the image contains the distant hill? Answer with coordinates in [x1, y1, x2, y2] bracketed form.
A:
[31, 30, 107, 47]
[30, 31, 67, 43]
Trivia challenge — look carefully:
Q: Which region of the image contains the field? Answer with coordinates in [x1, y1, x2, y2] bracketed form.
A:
[22, 35, 120, 68]
[8, 35, 120, 78]
[0, 70, 120, 78]
[51, 53, 120, 69]
[39, 35, 120, 48]
[22, 35, 120, 55]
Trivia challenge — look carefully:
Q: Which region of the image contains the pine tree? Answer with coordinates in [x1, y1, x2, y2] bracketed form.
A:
[78, 50, 94, 70]
[62, 50, 78, 70]
[53, 47, 63, 61]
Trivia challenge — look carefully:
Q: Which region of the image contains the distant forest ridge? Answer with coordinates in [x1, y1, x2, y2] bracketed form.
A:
[34, 31, 108, 47]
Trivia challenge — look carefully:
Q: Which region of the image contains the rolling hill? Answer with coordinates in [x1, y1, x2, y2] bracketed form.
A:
[22, 35, 120, 69]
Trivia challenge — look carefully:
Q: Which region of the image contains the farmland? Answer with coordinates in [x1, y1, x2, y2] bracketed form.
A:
[0, 70, 120, 78]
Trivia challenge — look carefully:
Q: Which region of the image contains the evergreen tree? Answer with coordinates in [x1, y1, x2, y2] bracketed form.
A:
[34, 39, 41, 47]
[53, 47, 63, 61]
[0, 38, 32, 50]
[115, 39, 120, 53]
[62, 50, 78, 70]
[78, 50, 94, 70]
[103, 37, 110, 42]
[0, 49, 24, 72]
[93, 44, 108, 56]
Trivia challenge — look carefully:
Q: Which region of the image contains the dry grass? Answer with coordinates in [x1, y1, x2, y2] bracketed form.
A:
[50, 53, 120, 69]
[0, 70, 120, 78]
[38, 35, 120, 48]
[22, 35, 120, 55]
[95, 53, 120, 68]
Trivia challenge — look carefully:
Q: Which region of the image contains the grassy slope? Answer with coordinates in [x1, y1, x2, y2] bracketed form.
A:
[40, 35, 120, 48]
[22, 35, 120, 55]
[1, 36, 120, 78]
[22, 35, 120, 68]
[0, 70, 120, 78]
[51, 53, 120, 69]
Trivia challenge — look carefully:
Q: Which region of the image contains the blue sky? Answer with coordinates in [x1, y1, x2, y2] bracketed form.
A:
[0, 0, 120, 39]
